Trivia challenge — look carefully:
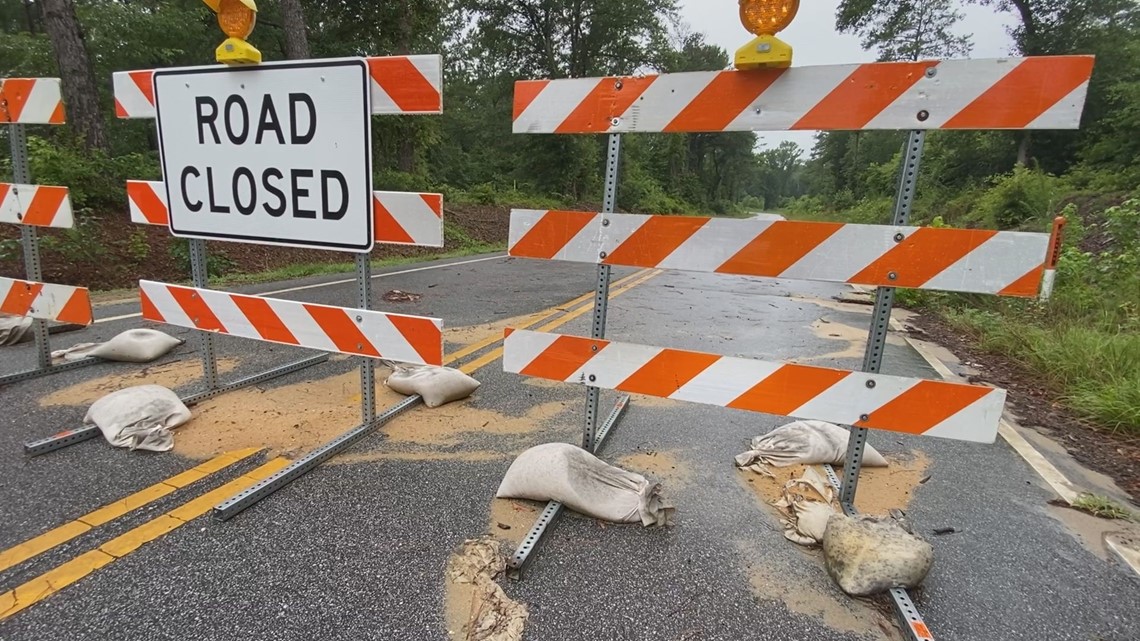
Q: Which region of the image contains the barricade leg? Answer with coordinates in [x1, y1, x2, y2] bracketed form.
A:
[834, 130, 935, 641]
[187, 238, 220, 389]
[356, 253, 376, 424]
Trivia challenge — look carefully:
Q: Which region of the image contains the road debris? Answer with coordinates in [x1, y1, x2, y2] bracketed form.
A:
[445, 538, 528, 641]
[823, 511, 934, 596]
[382, 289, 422, 303]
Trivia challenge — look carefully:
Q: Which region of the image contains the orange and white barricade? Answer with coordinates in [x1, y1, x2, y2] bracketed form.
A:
[0, 77, 99, 386]
[499, 53, 1093, 638]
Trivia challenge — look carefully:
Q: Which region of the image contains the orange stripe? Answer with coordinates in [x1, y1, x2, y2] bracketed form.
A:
[514, 80, 550, 121]
[555, 76, 657, 134]
[510, 211, 596, 260]
[373, 196, 415, 244]
[857, 380, 993, 434]
[850, 227, 996, 289]
[998, 264, 1044, 298]
[129, 70, 155, 107]
[302, 304, 381, 358]
[519, 334, 604, 381]
[943, 56, 1094, 129]
[1, 280, 42, 316]
[368, 57, 440, 112]
[0, 183, 9, 204]
[127, 181, 169, 225]
[664, 69, 784, 132]
[167, 286, 226, 332]
[114, 98, 128, 119]
[230, 295, 298, 345]
[0, 79, 34, 122]
[387, 314, 443, 366]
[139, 289, 164, 323]
[48, 101, 64, 124]
[793, 61, 930, 130]
[615, 350, 719, 398]
[717, 221, 843, 277]
[728, 364, 849, 416]
[604, 217, 708, 268]
[56, 290, 92, 325]
[420, 193, 443, 218]
[21, 186, 68, 226]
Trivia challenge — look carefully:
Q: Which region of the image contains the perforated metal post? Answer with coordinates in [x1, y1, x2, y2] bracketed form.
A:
[840, 129, 925, 509]
[356, 252, 376, 423]
[9, 123, 51, 369]
[583, 133, 622, 451]
[187, 238, 219, 390]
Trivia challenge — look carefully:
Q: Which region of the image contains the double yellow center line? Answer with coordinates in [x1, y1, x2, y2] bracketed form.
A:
[0, 267, 661, 622]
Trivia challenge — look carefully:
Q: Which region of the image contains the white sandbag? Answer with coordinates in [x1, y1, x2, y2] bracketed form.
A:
[384, 362, 481, 408]
[496, 443, 672, 526]
[823, 512, 934, 596]
[772, 467, 836, 545]
[53, 329, 184, 362]
[0, 314, 32, 346]
[735, 420, 889, 474]
[84, 385, 192, 452]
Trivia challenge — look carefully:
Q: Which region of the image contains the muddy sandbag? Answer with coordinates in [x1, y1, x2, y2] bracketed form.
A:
[0, 314, 32, 346]
[496, 443, 673, 526]
[735, 420, 889, 475]
[84, 385, 192, 452]
[447, 538, 528, 641]
[823, 511, 934, 596]
[384, 362, 480, 408]
[52, 329, 184, 362]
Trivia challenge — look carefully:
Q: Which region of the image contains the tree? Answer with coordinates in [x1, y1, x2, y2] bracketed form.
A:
[40, 0, 106, 151]
[837, 0, 972, 61]
[279, 0, 310, 60]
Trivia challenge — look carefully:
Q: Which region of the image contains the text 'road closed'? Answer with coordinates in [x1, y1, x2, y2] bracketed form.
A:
[154, 59, 374, 251]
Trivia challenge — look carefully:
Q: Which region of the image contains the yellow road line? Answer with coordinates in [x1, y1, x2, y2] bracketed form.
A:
[442, 269, 649, 366]
[458, 270, 662, 375]
[0, 448, 262, 574]
[0, 457, 289, 622]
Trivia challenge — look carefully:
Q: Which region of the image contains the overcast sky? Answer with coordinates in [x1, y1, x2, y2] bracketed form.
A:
[675, 1, 1017, 153]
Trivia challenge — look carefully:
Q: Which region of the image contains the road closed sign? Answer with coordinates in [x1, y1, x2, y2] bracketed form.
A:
[153, 58, 373, 251]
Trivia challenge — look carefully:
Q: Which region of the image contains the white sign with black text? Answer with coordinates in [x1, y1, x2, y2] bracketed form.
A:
[153, 58, 374, 251]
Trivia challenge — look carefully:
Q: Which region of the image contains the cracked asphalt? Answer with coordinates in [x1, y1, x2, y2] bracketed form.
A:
[2, 251, 1138, 640]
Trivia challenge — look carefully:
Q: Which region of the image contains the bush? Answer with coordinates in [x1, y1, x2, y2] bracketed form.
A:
[973, 167, 1064, 229]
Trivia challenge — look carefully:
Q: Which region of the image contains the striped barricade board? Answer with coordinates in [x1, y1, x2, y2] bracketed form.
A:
[114, 55, 443, 119]
[503, 329, 1004, 444]
[0, 184, 73, 229]
[508, 210, 1053, 297]
[0, 77, 65, 124]
[0, 277, 93, 325]
[139, 281, 443, 366]
[127, 181, 444, 248]
[513, 56, 1094, 134]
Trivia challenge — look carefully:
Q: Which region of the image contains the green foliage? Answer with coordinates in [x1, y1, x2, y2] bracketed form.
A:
[39, 218, 106, 263]
[1070, 494, 1137, 521]
[125, 230, 150, 263]
[168, 240, 235, 278]
[973, 167, 1064, 229]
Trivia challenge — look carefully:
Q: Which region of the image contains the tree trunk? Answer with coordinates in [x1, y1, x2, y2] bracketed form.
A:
[1016, 131, 1032, 167]
[279, 0, 310, 60]
[41, 0, 107, 152]
[395, 2, 416, 173]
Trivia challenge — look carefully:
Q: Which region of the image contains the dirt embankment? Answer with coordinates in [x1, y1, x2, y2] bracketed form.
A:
[0, 204, 511, 290]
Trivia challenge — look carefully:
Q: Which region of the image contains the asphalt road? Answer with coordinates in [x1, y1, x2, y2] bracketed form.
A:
[1, 251, 1138, 641]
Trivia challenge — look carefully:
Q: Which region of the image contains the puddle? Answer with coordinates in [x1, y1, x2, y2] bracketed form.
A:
[39, 357, 241, 407]
[739, 451, 931, 517]
[798, 317, 908, 364]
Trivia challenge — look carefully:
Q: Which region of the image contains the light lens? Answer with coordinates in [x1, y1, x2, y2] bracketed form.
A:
[740, 0, 799, 36]
[217, 0, 256, 39]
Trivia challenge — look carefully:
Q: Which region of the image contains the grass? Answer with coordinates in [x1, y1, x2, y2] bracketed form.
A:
[1071, 494, 1137, 521]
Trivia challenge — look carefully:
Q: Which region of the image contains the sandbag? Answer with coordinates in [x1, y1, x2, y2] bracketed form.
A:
[496, 443, 672, 526]
[735, 420, 889, 475]
[52, 329, 184, 362]
[384, 362, 481, 408]
[822, 511, 934, 596]
[0, 314, 32, 346]
[773, 467, 836, 546]
[84, 385, 192, 452]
